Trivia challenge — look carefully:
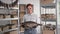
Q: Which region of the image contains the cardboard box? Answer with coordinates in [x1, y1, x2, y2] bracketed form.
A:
[5, 15, 11, 18]
[11, 11, 17, 15]
[4, 32, 10, 34]
[20, 12, 25, 18]
[20, 27, 24, 32]
[11, 15, 17, 18]
[20, 18, 23, 22]
[19, 5, 26, 12]
[10, 31, 18, 34]
[3, 26, 9, 31]
[0, 15, 4, 19]
[41, 0, 54, 4]
[4, 31, 18, 34]
[43, 30, 55, 34]
[11, 20, 17, 24]
[12, 25, 17, 29]
[13, 15, 18, 18]
[0, 28, 1, 31]
[3, 25, 17, 30]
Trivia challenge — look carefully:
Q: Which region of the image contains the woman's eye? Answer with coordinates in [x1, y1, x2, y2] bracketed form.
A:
[28, 8, 31, 9]
[30, 8, 31, 9]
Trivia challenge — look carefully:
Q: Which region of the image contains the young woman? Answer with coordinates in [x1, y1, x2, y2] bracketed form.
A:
[22, 4, 39, 34]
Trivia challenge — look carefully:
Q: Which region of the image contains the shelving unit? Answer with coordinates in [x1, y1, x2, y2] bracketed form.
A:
[0, 0, 20, 34]
[40, 0, 56, 25]
[40, 0, 57, 34]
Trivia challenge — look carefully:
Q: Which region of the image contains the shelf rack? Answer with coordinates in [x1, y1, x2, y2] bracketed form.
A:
[40, 3, 56, 22]
[40, 0, 58, 34]
[0, 0, 20, 34]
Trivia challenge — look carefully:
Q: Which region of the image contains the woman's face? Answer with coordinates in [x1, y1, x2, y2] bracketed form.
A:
[27, 6, 33, 14]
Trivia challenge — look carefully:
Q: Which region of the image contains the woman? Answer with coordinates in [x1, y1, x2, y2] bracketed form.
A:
[22, 3, 39, 34]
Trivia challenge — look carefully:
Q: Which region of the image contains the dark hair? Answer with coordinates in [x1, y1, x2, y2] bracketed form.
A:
[26, 4, 33, 8]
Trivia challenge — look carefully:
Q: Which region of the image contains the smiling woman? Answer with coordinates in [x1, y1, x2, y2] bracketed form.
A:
[0, 0, 18, 7]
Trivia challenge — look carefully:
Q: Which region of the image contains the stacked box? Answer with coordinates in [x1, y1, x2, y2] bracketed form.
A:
[9, 31, 18, 34]
[0, 15, 4, 19]
[3, 26, 9, 31]
[5, 15, 11, 18]
[13, 15, 18, 18]
[11, 11, 17, 15]
[11, 25, 17, 29]
[19, 4, 26, 12]
[11, 20, 17, 24]
[20, 27, 24, 32]
[0, 28, 1, 31]
[41, 0, 54, 4]
[4, 31, 18, 34]
[43, 30, 55, 34]
[20, 12, 25, 18]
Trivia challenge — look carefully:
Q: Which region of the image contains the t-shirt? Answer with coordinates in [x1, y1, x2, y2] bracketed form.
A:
[22, 13, 40, 24]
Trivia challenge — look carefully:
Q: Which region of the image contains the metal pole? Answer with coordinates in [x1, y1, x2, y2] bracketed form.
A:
[17, 0, 20, 34]
[40, 0, 43, 34]
[56, 0, 58, 34]
[44, 8, 46, 27]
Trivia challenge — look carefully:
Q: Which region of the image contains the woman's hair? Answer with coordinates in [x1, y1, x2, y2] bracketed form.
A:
[26, 4, 33, 8]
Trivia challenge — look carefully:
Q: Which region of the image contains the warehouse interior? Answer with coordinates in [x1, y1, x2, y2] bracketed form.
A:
[0, 0, 60, 34]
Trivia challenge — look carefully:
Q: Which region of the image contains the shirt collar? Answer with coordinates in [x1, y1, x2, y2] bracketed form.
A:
[28, 13, 33, 15]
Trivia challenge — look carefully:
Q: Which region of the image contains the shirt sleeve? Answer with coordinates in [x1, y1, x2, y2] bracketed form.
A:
[36, 16, 41, 33]
[36, 16, 40, 24]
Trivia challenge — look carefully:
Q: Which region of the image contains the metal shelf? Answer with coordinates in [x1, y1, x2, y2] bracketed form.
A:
[0, 7, 19, 10]
[0, 18, 18, 20]
[0, 7, 4, 9]
[0, 1, 20, 34]
[41, 3, 56, 8]
[41, 19, 56, 22]
[9, 7, 19, 10]
[0, 28, 18, 33]
[40, 0, 57, 33]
